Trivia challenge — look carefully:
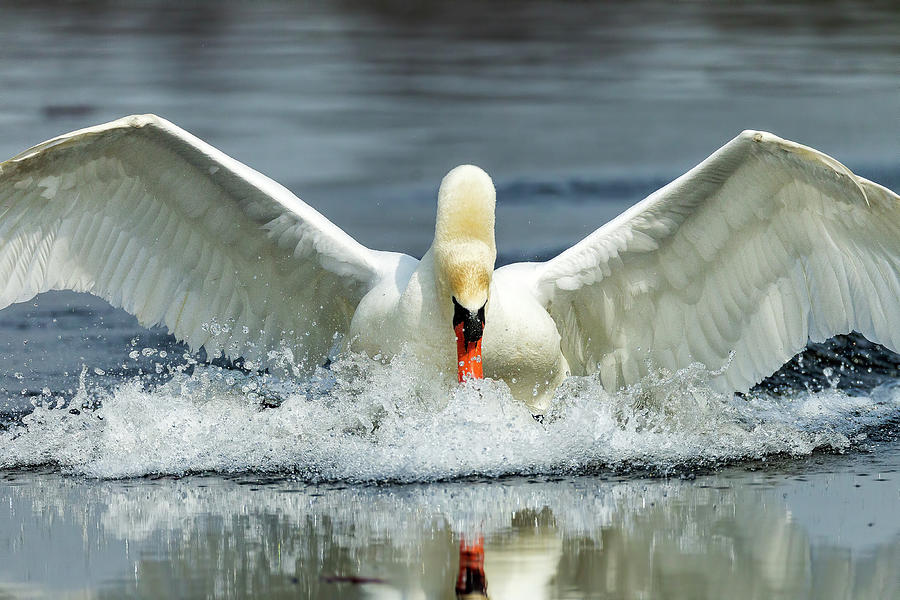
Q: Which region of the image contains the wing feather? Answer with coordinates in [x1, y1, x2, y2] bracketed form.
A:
[0, 114, 411, 373]
[520, 130, 900, 394]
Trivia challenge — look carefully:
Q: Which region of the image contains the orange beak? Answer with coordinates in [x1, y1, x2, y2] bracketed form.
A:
[455, 321, 483, 382]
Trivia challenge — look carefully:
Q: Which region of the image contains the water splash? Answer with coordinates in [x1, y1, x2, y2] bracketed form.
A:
[0, 350, 897, 481]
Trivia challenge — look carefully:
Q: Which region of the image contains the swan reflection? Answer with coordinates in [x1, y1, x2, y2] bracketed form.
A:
[0, 462, 897, 599]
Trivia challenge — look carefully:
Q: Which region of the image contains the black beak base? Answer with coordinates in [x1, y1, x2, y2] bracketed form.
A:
[452, 297, 486, 345]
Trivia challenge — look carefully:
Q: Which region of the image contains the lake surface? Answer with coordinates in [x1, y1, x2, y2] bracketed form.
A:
[2, 447, 899, 599]
[0, 1, 898, 598]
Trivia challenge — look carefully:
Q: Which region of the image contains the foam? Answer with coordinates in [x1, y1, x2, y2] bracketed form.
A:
[1, 350, 897, 481]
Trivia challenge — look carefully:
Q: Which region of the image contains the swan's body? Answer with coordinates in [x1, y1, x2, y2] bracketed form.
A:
[349, 248, 571, 405]
[1, 115, 898, 410]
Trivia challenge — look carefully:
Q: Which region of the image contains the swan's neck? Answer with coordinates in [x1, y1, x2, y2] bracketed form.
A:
[432, 165, 497, 310]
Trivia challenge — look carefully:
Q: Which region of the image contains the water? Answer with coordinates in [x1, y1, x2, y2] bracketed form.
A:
[0, 1, 899, 597]
[2, 348, 900, 482]
[2, 455, 899, 598]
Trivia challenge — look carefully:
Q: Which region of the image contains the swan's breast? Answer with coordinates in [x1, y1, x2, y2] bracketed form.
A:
[482, 277, 569, 411]
[349, 256, 454, 368]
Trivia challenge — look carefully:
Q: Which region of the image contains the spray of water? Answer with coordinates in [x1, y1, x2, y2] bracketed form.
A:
[1, 348, 897, 481]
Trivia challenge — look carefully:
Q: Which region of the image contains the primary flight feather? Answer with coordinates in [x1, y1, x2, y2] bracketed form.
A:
[1, 115, 897, 410]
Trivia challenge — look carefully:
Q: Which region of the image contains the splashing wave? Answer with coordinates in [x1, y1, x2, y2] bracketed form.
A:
[1, 351, 898, 481]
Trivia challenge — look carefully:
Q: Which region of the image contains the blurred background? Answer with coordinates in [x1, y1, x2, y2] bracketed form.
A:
[0, 0, 897, 258]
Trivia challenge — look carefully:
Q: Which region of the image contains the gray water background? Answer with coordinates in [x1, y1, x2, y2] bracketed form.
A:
[0, 1, 899, 598]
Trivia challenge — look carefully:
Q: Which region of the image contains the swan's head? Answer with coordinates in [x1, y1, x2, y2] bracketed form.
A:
[433, 165, 497, 382]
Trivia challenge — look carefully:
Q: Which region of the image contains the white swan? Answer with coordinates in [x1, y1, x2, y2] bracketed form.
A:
[1, 115, 898, 410]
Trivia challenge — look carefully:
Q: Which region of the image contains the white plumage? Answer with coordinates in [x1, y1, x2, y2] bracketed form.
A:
[530, 131, 900, 396]
[1, 115, 898, 409]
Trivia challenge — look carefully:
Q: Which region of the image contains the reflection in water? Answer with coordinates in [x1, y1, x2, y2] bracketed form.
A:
[456, 537, 488, 598]
[1, 451, 897, 599]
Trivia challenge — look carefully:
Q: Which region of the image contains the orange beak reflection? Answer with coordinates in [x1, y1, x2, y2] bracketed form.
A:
[455, 321, 483, 382]
[455, 535, 487, 597]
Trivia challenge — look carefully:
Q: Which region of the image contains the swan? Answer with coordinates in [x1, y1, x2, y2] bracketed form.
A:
[1, 114, 898, 411]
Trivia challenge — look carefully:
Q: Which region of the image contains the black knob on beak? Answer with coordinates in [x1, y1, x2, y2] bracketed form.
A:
[453, 297, 486, 344]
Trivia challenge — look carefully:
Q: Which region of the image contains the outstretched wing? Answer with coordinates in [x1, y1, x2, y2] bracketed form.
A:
[515, 130, 900, 394]
[0, 114, 410, 373]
